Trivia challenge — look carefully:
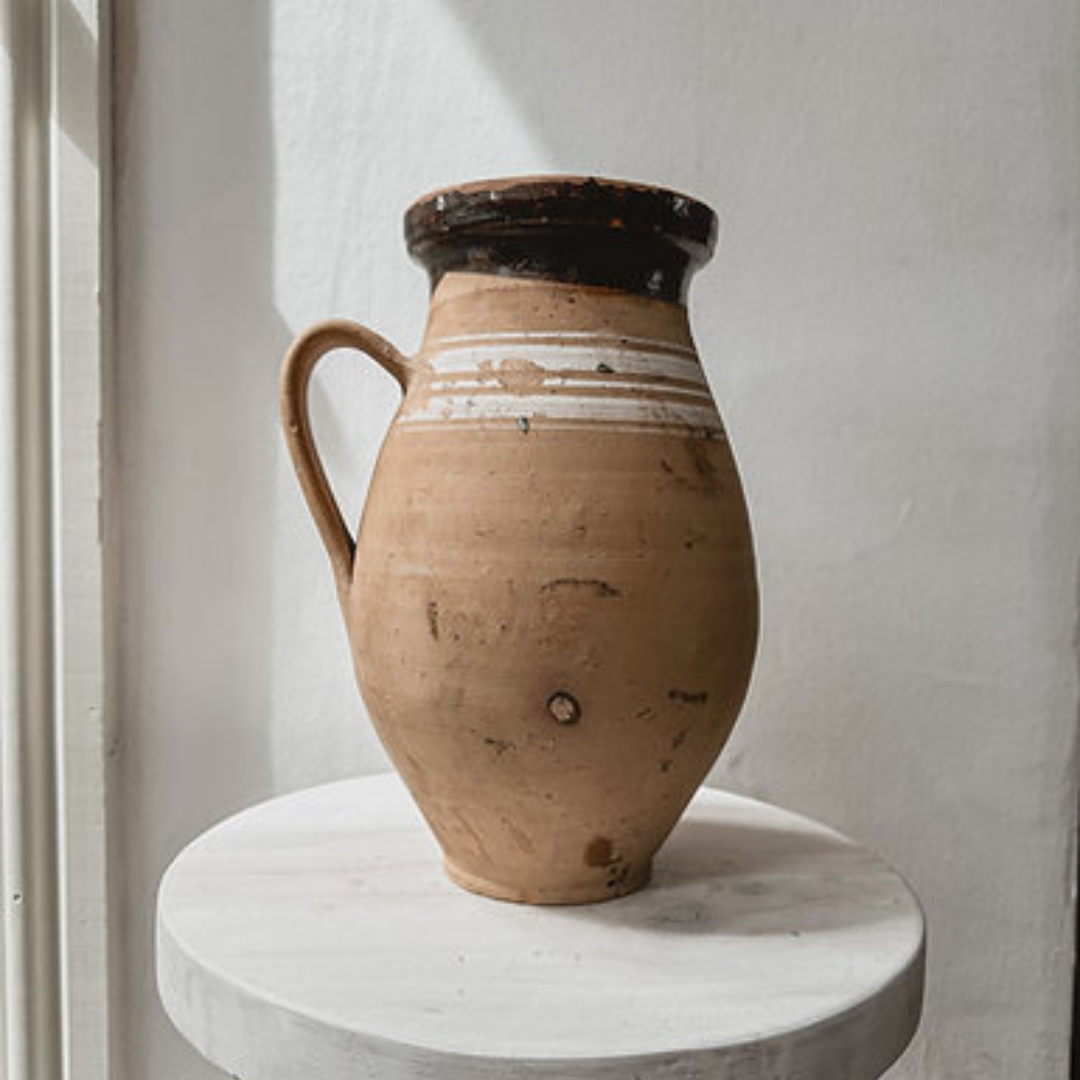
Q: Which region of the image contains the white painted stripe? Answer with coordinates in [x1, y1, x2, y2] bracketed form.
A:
[428, 377, 712, 401]
[398, 419, 726, 437]
[431, 330, 697, 357]
[426, 344, 705, 383]
[400, 392, 721, 428]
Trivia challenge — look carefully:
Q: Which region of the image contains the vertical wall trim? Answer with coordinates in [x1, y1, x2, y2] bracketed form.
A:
[51, 0, 111, 1077]
[0, 0, 64, 1075]
[1, 0, 111, 1077]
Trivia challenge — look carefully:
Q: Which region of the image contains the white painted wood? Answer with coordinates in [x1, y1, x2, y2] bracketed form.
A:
[0, 0, 64, 1076]
[157, 774, 924, 1080]
[0, 0, 112, 1076]
[51, 0, 113, 1077]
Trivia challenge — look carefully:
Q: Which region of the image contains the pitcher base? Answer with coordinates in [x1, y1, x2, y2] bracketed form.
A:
[443, 856, 652, 906]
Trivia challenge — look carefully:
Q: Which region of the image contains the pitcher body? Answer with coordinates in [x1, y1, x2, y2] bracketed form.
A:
[282, 176, 758, 904]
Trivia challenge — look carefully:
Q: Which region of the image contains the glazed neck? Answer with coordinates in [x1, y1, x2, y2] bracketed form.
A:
[419, 272, 695, 357]
[404, 176, 717, 302]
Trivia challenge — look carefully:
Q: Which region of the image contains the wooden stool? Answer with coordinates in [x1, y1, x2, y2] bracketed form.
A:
[157, 774, 924, 1080]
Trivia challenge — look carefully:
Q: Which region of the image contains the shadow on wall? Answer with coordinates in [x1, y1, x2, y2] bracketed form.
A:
[436, 0, 721, 181]
[432, 0, 818, 195]
[435, 0, 723, 194]
[114, 3, 287, 1078]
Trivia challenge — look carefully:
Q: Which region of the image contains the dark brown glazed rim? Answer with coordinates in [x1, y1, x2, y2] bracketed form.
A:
[404, 175, 718, 303]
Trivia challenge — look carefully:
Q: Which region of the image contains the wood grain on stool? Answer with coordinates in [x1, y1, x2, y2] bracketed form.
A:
[157, 773, 925, 1080]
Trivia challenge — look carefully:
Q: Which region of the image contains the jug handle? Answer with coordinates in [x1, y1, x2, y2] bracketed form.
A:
[280, 318, 411, 600]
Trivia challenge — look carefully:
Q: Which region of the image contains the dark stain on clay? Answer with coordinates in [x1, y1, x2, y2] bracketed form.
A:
[685, 436, 721, 493]
[669, 688, 709, 705]
[606, 863, 632, 890]
[585, 836, 616, 867]
[483, 736, 515, 756]
[672, 727, 689, 749]
[659, 758, 674, 773]
[688, 440, 715, 476]
[426, 601, 440, 640]
[541, 578, 621, 598]
[635, 705, 656, 720]
[659, 455, 717, 496]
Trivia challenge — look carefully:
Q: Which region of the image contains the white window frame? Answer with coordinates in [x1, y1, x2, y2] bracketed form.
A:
[1, 1, 111, 1078]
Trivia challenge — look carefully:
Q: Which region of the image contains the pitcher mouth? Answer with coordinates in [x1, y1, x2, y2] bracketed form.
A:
[403, 175, 718, 303]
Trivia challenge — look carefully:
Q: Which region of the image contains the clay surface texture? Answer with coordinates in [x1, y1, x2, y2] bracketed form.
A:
[281, 177, 759, 903]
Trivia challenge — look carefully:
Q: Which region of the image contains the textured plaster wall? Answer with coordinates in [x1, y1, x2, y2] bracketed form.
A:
[114, 2, 1080, 1078]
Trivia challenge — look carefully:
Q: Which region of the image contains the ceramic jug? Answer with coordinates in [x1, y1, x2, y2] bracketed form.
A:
[280, 176, 758, 904]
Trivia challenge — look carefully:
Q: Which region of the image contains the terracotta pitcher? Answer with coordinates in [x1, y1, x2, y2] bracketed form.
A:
[280, 176, 758, 904]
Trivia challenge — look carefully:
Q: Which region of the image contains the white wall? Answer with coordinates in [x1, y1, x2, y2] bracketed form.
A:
[114, 2, 1080, 1078]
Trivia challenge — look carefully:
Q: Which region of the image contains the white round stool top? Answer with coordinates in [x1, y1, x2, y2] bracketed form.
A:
[157, 774, 924, 1080]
